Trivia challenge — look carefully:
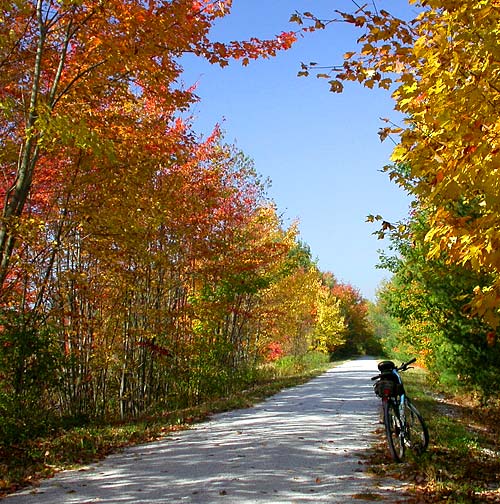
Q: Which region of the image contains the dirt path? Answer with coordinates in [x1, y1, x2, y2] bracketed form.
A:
[7, 357, 409, 503]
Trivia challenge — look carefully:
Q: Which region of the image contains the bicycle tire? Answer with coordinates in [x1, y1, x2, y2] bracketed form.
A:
[383, 399, 405, 462]
[404, 398, 429, 455]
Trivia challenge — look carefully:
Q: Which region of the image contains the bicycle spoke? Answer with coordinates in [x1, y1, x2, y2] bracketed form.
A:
[404, 398, 429, 454]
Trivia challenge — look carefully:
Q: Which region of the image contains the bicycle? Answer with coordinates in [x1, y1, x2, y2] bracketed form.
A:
[371, 357, 429, 462]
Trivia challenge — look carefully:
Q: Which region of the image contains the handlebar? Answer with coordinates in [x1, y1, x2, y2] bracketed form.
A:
[371, 357, 417, 381]
[400, 357, 416, 370]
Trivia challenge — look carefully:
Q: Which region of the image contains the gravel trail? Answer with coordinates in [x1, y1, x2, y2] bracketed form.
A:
[6, 357, 409, 503]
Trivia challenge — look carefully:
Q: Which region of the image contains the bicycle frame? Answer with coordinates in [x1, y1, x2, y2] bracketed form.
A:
[391, 368, 406, 426]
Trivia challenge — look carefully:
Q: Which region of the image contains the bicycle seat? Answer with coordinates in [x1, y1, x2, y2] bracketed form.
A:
[378, 360, 396, 372]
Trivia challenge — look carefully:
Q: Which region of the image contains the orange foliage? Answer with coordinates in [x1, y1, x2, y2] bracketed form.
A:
[0, 0, 298, 291]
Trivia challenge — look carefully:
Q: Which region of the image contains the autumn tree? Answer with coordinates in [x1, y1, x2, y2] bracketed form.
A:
[330, 281, 371, 353]
[292, 0, 500, 327]
[310, 285, 345, 354]
[0, 0, 296, 297]
[256, 240, 321, 360]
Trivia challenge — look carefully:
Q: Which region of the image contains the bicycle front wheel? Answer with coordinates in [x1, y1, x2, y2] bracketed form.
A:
[404, 398, 429, 455]
[383, 399, 405, 462]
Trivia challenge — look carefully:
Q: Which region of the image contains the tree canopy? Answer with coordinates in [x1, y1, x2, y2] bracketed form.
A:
[0, 0, 297, 291]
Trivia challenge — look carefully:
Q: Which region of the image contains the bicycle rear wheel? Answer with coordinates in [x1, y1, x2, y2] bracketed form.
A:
[383, 400, 405, 462]
[404, 398, 429, 455]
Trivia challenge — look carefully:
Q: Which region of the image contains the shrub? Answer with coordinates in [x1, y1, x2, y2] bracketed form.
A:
[0, 312, 62, 444]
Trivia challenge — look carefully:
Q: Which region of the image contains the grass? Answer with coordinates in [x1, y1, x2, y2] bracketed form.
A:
[0, 353, 334, 497]
[368, 366, 500, 503]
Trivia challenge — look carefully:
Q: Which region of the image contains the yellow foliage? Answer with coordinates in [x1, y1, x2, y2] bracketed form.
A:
[258, 266, 321, 356]
[333, 0, 500, 326]
[310, 286, 346, 354]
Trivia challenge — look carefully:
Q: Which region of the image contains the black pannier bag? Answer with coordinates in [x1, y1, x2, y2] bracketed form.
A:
[374, 379, 396, 398]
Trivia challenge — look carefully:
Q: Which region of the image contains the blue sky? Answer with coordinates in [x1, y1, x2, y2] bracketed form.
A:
[180, 1, 418, 300]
